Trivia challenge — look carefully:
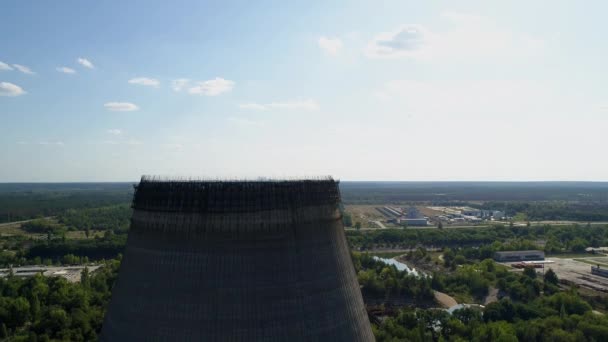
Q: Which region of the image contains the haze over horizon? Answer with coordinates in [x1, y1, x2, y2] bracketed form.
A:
[2, 0, 607, 182]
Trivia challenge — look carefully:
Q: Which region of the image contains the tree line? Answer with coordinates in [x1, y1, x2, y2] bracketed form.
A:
[347, 224, 608, 254]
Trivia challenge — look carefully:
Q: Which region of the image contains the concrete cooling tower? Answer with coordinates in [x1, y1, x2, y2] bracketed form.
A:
[100, 177, 374, 341]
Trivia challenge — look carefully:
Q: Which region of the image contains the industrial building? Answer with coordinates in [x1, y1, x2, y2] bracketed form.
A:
[397, 218, 428, 226]
[0, 265, 101, 283]
[395, 207, 428, 226]
[101, 177, 374, 341]
[494, 250, 545, 262]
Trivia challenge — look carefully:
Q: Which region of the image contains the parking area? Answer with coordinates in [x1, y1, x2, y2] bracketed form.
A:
[500, 258, 608, 293]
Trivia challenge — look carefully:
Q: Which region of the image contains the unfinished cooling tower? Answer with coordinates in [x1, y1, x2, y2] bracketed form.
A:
[100, 177, 374, 341]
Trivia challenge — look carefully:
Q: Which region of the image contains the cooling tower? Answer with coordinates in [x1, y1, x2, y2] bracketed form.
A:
[100, 177, 374, 341]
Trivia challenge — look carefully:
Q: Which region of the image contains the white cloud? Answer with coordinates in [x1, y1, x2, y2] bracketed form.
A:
[92, 138, 143, 146]
[238, 99, 319, 111]
[366, 25, 429, 59]
[12, 64, 35, 74]
[238, 103, 268, 110]
[187, 77, 234, 96]
[318, 36, 343, 56]
[171, 78, 190, 92]
[0, 61, 13, 71]
[365, 12, 544, 60]
[39, 141, 64, 146]
[228, 117, 264, 127]
[374, 79, 556, 120]
[129, 77, 160, 87]
[77, 57, 95, 69]
[107, 129, 122, 135]
[163, 143, 183, 150]
[0, 82, 26, 96]
[126, 139, 143, 146]
[104, 102, 139, 112]
[56, 66, 76, 74]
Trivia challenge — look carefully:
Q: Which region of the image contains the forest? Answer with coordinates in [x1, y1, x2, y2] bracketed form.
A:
[5, 181, 608, 223]
[347, 224, 608, 254]
[0, 259, 120, 341]
[349, 249, 608, 341]
[1, 183, 608, 340]
[0, 184, 132, 224]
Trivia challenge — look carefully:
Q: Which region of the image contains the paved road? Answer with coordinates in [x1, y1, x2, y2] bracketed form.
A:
[0, 217, 54, 228]
[371, 220, 386, 229]
[0, 219, 35, 227]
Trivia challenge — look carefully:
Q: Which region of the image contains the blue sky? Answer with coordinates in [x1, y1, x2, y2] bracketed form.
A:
[1, 0, 607, 181]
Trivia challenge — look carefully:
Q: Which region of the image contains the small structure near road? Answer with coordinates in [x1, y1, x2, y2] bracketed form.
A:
[494, 250, 545, 262]
[0, 265, 101, 283]
[398, 218, 428, 226]
[591, 265, 608, 278]
[586, 247, 608, 254]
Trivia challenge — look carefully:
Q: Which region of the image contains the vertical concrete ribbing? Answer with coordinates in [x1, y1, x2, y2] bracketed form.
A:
[101, 178, 374, 341]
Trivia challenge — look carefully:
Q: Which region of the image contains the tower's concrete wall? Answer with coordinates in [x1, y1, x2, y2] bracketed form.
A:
[100, 178, 374, 341]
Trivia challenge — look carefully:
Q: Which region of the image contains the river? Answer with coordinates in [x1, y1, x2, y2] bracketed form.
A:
[372, 256, 424, 277]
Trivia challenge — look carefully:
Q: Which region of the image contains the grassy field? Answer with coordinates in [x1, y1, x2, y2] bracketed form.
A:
[573, 258, 608, 267]
[0, 221, 104, 240]
[548, 253, 603, 259]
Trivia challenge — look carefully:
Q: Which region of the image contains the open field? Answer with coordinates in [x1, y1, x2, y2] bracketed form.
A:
[344, 205, 384, 220]
[0, 219, 105, 239]
[574, 258, 608, 267]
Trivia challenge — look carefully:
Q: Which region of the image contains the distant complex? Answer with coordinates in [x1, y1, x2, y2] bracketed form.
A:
[101, 177, 374, 341]
[379, 206, 429, 226]
[0, 265, 100, 283]
[494, 250, 545, 262]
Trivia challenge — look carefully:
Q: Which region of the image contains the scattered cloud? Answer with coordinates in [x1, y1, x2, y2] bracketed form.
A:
[104, 102, 139, 112]
[106, 129, 122, 135]
[56, 66, 76, 74]
[77, 57, 94, 69]
[373, 79, 554, 119]
[126, 139, 143, 146]
[0, 61, 13, 71]
[91, 138, 143, 146]
[187, 77, 234, 96]
[239, 103, 267, 110]
[372, 91, 392, 102]
[365, 12, 544, 60]
[39, 141, 65, 146]
[12, 64, 35, 74]
[238, 99, 319, 111]
[0, 82, 26, 96]
[228, 117, 264, 127]
[171, 78, 190, 92]
[366, 25, 428, 59]
[18, 141, 65, 146]
[163, 143, 183, 150]
[318, 36, 343, 56]
[171, 78, 235, 95]
[128, 77, 160, 87]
